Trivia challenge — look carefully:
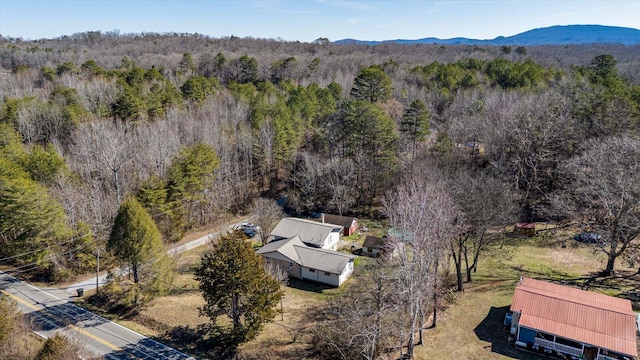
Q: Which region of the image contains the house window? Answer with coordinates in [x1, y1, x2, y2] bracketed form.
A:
[555, 336, 581, 349]
[309, 269, 315, 273]
[324, 272, 331, 276]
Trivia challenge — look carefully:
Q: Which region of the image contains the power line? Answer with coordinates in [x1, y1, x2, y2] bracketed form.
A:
[0, 230, 94, 264]
[0, 271, 190, 360]
[1, 243, 91, 276]
[0, 239, 78, 263]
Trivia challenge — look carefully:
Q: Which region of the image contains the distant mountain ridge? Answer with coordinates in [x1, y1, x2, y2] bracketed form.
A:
[334, 25, 640, 46]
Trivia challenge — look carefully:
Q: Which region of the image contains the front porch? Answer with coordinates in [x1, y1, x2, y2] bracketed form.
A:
[515, 327, 632, 360]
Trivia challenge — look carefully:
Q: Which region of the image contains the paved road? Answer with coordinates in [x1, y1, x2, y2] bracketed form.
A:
[62, 218, 252, 297]
[0, 218, 253, 358]
[0, 271, 194, 359]
[167, 217, 251, 256]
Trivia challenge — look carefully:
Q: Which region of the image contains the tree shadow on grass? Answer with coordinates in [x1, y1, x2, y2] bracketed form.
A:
[508, 264, 597, 285]
[508, 265, 639, 299]
[160, 323, 244, 360]
[579, 271, 640, 305]
[474, 306, 544, 359]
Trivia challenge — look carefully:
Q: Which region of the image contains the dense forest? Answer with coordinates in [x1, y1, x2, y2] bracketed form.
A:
[1, 31, 639, 278]
[1, 31, 640, 358]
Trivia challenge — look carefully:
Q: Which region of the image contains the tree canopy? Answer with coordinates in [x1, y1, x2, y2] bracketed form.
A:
[194, 231, 283, 343]
[350, 65, 393, 103]
[107, 196, 173, 294]
[0, 123, 74, 278]
[555, 135, 640, 275]
[401, 99, 430, 159]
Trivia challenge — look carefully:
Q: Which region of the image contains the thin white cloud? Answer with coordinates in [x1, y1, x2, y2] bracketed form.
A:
[315, 0, 375, 11]
[250, 0, 281, 10]
[275, 9, 318, 15]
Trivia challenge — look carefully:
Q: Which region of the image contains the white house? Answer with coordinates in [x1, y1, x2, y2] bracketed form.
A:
[269, 217, 343, 251]
[256, 235, 355, 287]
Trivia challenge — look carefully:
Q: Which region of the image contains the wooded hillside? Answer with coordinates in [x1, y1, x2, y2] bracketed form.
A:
[1, 32, 639, 281]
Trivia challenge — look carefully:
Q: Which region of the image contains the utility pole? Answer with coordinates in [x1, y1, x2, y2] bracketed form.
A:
[96, 249, 100, 294]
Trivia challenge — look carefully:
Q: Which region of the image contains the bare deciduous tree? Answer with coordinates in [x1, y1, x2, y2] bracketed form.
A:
[250, 198, 284, 246]
[253, 121, 275, 191]
[383, 174, 459, 359]
[312, 264, 401, 360]
[448, 88, 576, 221]
[321, 158, 356, 216]
[553, 135, 640, 275]
[447, 168, 517, 290]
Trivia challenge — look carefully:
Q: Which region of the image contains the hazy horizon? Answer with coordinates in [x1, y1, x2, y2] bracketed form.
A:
[1, 0, 639, 42]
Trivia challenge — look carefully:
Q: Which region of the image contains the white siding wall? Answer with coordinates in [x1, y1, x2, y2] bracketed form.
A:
[338, 261, 354, 285]
[260, 253, 301, 279]
[318, 271, 339, 287]
[324, 232, 340, 250]
[301, 267, 319, 282]
[363, 246, 381, 256]
[301, 266, 343, 287]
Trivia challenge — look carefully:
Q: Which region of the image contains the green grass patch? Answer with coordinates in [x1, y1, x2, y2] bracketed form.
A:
[415, 233, 639, 359]
[117, 225, 640, 359]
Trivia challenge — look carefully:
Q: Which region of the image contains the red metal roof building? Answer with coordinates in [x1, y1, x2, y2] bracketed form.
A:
[321, 213, 358, 236]
[508, 277, 638, 360]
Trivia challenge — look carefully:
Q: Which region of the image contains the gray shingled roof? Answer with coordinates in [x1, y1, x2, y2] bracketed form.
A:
[257, 236, 355, 275]
[293, 245, 354, 274]
[256, 235, 304, 263]
[322, 214, 356, 229]
[363, 236, 386, 249]
[270, 217, 342, 247]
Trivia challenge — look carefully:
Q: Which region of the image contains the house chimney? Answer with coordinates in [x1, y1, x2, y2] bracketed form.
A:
[321, 213, 325, 223]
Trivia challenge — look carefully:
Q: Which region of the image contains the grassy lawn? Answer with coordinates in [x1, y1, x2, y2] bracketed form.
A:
[111, 224, 639, 359]
[415, 232, 639, 360]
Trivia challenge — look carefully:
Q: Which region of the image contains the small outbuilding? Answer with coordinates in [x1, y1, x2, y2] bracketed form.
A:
[321, 213, 358, 236]
[362, 236, 393, 257]
[506, 277, 638, 360]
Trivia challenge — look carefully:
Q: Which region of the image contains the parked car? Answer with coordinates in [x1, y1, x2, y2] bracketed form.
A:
[573, 232, 602, 244]
[235, 222, 259, 238]
[242, 228, 256, 238]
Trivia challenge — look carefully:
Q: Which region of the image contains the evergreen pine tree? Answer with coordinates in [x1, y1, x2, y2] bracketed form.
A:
[108, 196, 173, 293]
[195, 231, 283, 343]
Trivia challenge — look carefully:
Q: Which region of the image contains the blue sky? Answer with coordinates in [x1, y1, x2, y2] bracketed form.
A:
[1, 0, 639, 42]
